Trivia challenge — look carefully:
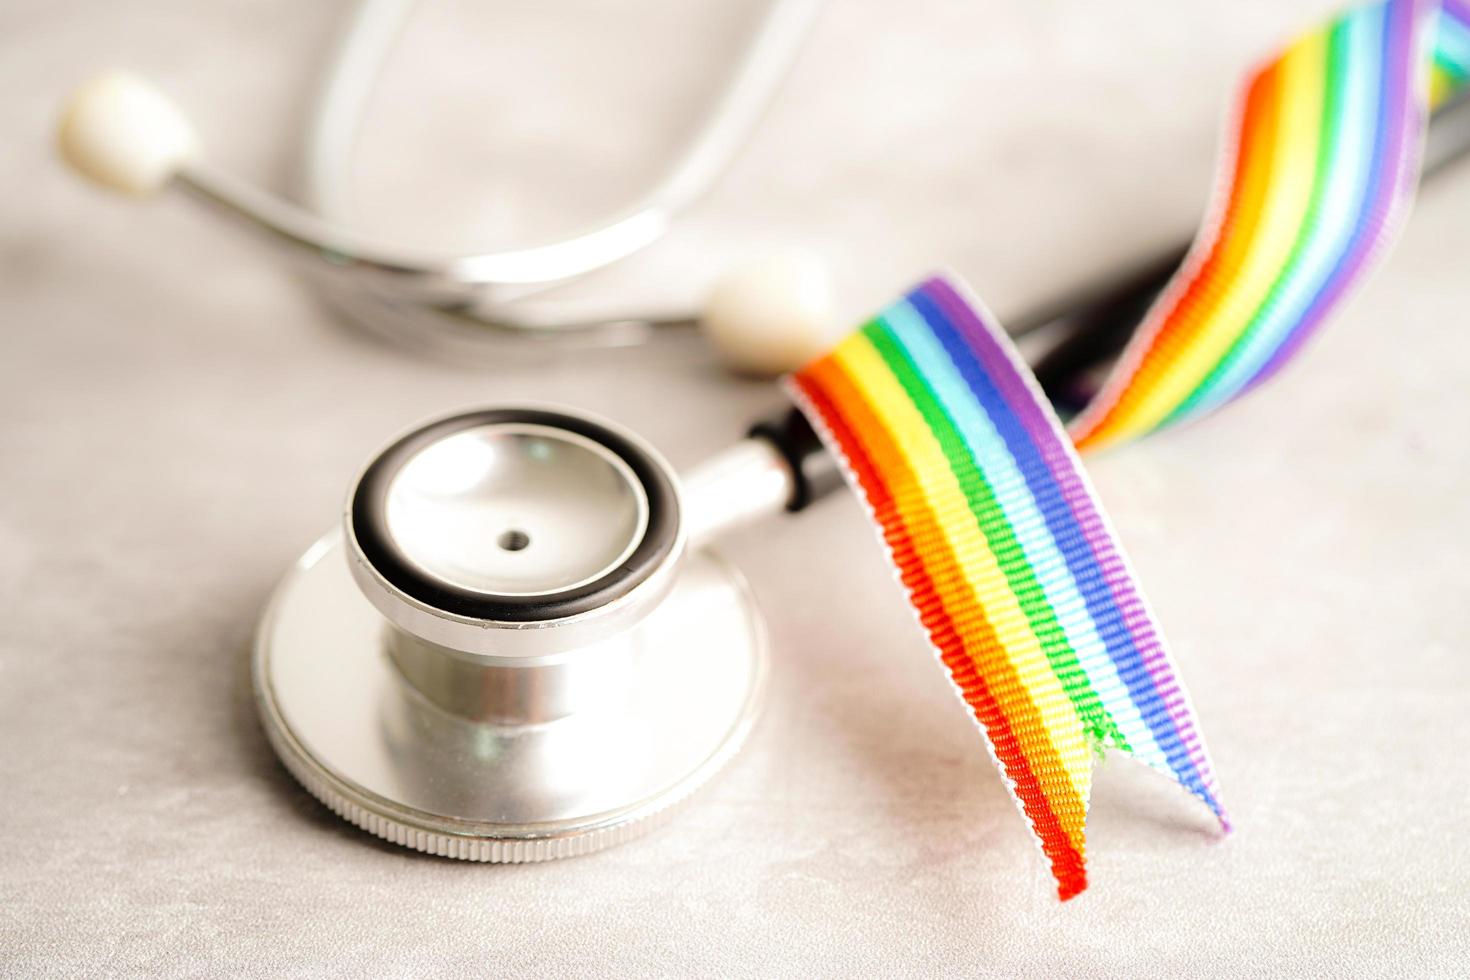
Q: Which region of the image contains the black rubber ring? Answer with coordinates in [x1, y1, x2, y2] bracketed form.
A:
[350, 409, 679, 623]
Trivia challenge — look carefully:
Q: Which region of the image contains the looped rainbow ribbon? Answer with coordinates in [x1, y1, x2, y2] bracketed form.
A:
[789, 0, 1470, 900]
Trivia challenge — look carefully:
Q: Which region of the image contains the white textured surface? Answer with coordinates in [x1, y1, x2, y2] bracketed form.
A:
[3, 0, 1469, 976]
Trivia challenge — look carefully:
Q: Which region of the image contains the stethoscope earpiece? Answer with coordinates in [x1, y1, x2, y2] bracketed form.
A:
[702, 249, 839, 375]
[58, 72, 199, 197]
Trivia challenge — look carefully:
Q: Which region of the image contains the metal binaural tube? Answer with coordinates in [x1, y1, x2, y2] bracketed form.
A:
[167, 0, 827, 317]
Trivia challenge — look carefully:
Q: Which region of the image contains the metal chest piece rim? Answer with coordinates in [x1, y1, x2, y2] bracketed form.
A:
[252, 406, 768, 861]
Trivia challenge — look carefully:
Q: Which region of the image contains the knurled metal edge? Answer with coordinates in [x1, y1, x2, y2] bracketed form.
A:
[250, 551, 768, 862]
[258, 701, 722, 862]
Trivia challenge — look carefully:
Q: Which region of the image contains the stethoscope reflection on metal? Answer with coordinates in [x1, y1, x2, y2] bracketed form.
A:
[58, 0, 1470, 857]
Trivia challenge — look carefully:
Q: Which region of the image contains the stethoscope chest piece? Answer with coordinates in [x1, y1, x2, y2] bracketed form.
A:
[253, 407, 767, 860]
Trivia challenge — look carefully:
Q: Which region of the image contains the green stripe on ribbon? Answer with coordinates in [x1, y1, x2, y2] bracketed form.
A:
[863, 318, 1129, 751]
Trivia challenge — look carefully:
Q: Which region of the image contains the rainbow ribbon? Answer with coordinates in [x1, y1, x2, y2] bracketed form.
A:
[790, 0, 1469, 899]
[789, 280, 1227, 901]
[1072, 0, 1470, 450]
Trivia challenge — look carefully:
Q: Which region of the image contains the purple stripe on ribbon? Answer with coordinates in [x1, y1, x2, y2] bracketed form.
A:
[925, 276, 1225, 809]
[1248, 0, 1431, 388]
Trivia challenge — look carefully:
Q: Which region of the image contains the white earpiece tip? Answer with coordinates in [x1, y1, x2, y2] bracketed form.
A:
[58, 72, 199, 196]
[703, 250, 838, 376]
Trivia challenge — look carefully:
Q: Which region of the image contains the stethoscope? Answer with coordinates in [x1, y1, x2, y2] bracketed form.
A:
[255, 403, 838, 857]
[57, 0, 837, 375]
[58, 0, 1470, 858]
[56, 0, 1470, 376]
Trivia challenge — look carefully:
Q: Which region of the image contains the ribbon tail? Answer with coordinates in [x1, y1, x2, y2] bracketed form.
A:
[788, 274, 1226, 900]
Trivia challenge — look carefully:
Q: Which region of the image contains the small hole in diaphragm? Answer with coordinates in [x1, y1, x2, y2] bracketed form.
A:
[497, 529, 531, 552]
